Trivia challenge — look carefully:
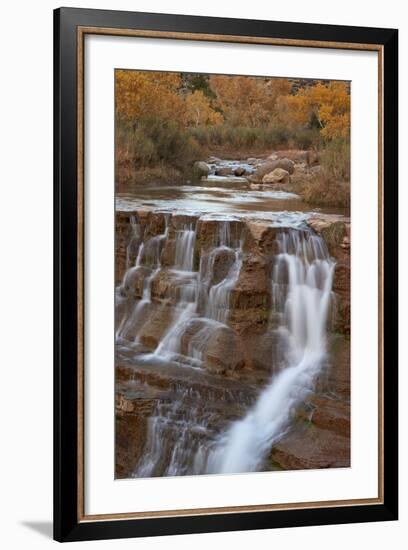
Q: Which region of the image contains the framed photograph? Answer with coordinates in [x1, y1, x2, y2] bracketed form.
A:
[54, 7, 398, 542]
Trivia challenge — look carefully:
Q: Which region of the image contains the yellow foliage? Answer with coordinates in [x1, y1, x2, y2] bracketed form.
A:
[115, 70, 350, 145]
[278, 82, 350, 140]
[115, 70, 184, 122]
[182, 90, 223, 127]
[116, 70, 223, 127]
[210, 75, 291, 127]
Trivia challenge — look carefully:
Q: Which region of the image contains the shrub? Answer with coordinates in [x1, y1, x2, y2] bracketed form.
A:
[116, 118, 201, 170]
[189, 126, 210, 146]
[289, 127, 321, 150]
[185, 124, 299, 150]
[320, 139, 350, 181]
[302, 177, 350, 208]
[298, 139, 350, 208]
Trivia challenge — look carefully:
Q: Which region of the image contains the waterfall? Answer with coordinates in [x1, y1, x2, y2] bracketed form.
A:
[116, 215, 169, 342]
[150, 222, 199, 360]
[174, 224, 196, 271]
[117, 212, 337, 477]
[130, 217, 244, 364]
[125, 215, 142, 270]
[205, 229, 335, 474]
[133, 390, 216, 478]
[205, 246, 242, 324]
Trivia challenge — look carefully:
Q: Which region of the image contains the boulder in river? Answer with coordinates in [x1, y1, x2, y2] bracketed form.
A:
[262, 168, 290, 185]
[234, 166, 246, 177]
[193, 161, 209, 177]
[251, 158, 295, 182]
[215, 166, 233, 176]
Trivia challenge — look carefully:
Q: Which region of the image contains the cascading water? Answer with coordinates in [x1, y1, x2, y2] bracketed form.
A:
[174, 223, 196, 271]
[116, 215, 169, 342]
[120, 216, 244, 366]
[116, 211, 337, 477]
[205, 230, 336, 474]
[205, 246, 242, 324]
[149, 222, 198, 360]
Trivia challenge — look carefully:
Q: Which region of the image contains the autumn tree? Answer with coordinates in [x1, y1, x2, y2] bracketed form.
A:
[182, 90, 223, 127]
[115, 70, 184, 123]
[116, 70, 223, 128]
[277, 82, 350, 140]
[210, 75, 291, 127]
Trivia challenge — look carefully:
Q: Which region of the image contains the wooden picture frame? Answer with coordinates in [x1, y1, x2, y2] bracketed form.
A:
[54, 7, 398, 542]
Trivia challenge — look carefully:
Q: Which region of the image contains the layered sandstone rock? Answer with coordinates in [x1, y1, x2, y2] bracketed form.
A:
[115, 211, 135, 284]
[115, 208, 351, 477]
[115, 392, 157, 478]
[269, 335, 350, 470]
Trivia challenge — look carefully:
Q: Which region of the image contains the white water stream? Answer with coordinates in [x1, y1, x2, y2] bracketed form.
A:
[205, 230, 335, 473]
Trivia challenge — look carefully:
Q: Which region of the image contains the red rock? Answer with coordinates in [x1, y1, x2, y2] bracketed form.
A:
[204, 325, 246, 373]
[138, 304, 174, 350]
[115, 391, 158, 479]
[270, 423, 350, 470]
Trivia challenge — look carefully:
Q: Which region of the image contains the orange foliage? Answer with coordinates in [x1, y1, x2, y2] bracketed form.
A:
[116, 70, 222, 127]
[115, 70, 350, 144]
[278, 82, 350, 140]
[115, 70, 184, 122]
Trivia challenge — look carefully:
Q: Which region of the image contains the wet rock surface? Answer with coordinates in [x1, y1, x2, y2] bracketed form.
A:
[268, 335, 350, 470]
[115, 359, 267, 478]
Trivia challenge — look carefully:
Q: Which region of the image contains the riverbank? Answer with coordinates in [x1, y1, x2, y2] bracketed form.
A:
[117, 148, 350, 210]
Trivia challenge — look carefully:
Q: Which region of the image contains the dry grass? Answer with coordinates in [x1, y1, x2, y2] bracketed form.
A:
[287, 139, 350, 208]
[301, 177, 350, 208]
[115, 163, 187, 191]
